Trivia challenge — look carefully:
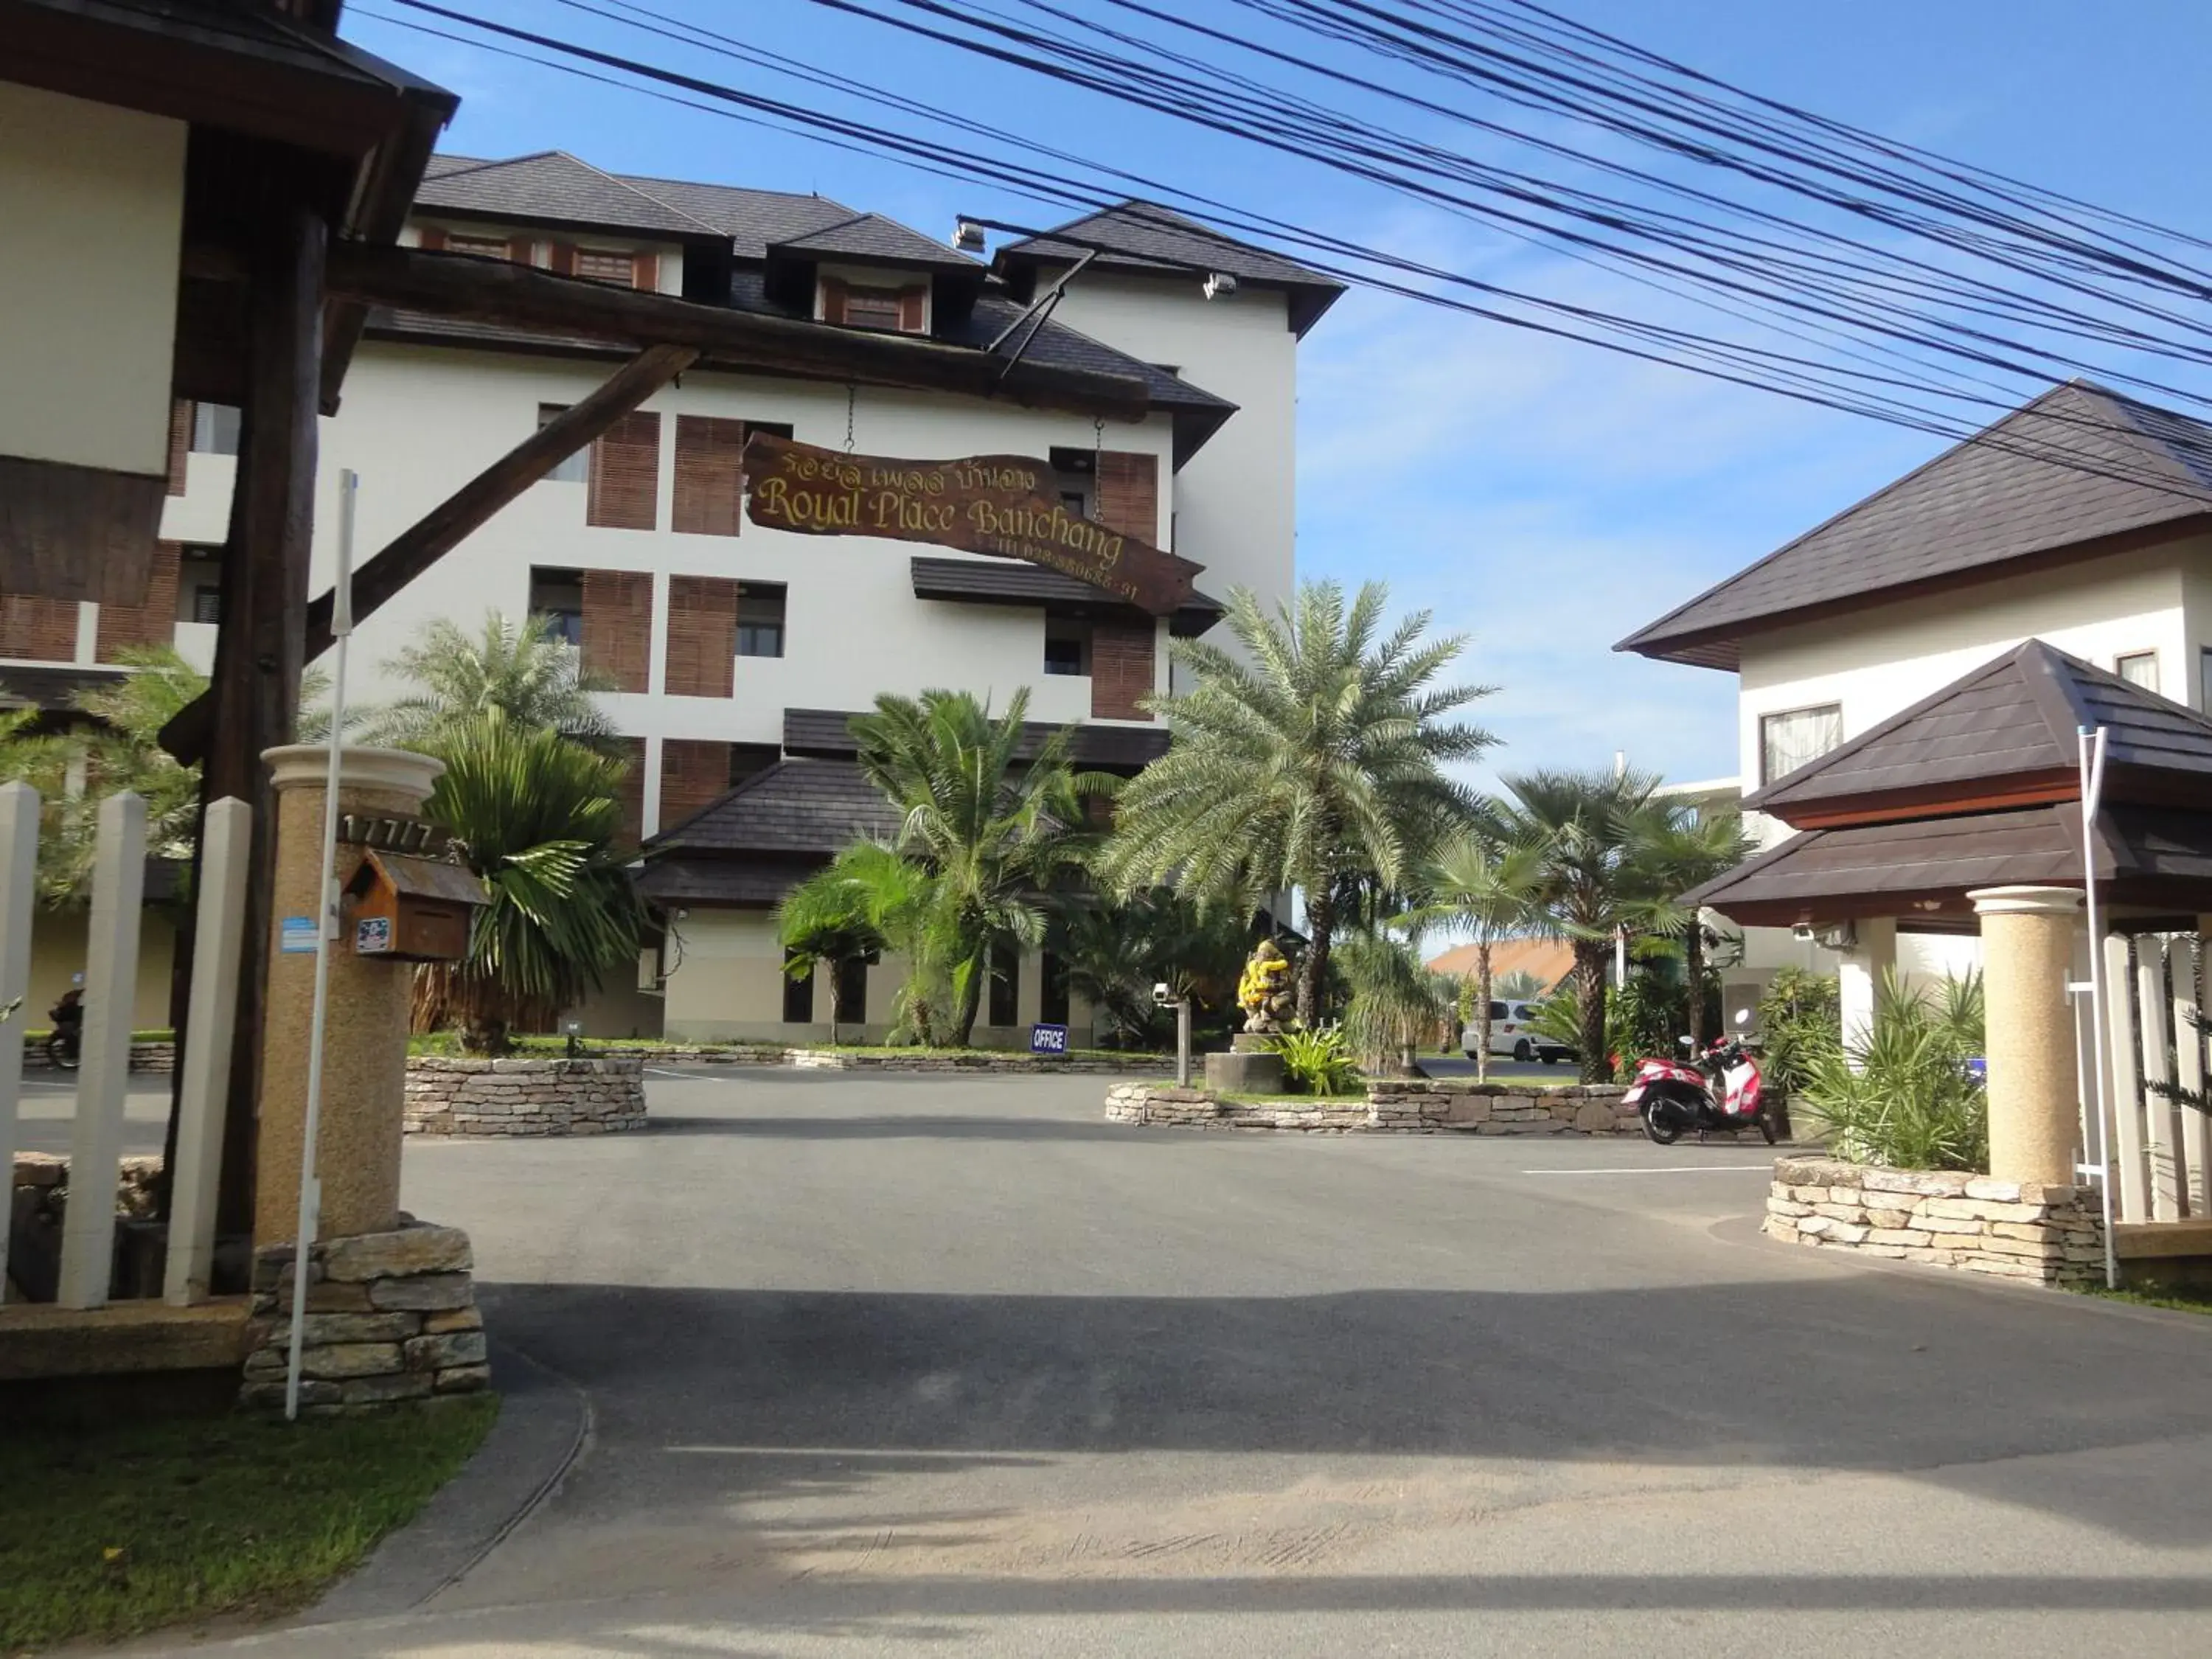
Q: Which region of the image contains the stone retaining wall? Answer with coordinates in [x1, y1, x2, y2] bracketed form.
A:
[1763, 1155, 2103, 1287]
[1106, 1080, 1638, 1134]
[21, 1039, 175, 1073]
[240, 1220, 490, 1412]
[403, 1057, 646, 1137]
[792, 1050, 1173, 1074]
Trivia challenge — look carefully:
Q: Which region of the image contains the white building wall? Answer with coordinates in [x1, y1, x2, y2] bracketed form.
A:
[1046, 273, 1299, 617]
[274, 344, 1175, 830]
[0, 83, 185, 477]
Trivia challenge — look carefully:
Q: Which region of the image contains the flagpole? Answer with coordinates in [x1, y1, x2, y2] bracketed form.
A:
[285, 470, 358, 1421]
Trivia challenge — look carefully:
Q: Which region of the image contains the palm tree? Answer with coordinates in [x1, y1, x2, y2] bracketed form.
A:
[1048, 888, 1253, 1048]
[848, 686, 1099, 1047]
[1399, 830, 1547, 1082]
[363, 611, 620, 753]
[1099, 580, 1492, 1026]
[415, 709, 649, 1054]
[1638, 807, 1755, 1050]
[1496, 767, 1676, 1083]
[779, 841, 961, 1046]
[1337, 928, 1453, 1077]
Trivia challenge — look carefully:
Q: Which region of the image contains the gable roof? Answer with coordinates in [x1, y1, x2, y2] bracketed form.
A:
[417, 151, 722, 239]
[1618, 382, 2212, 670]
[614, 174, 858, 258]
[1743, 639, 2212, 825]
[775, 212, 981, 272]
[642, 757, 901, 858]
[998, 201, 1344, 335]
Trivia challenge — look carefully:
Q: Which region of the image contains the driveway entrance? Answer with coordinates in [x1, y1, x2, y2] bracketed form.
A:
[190, 1068, 2212, 1655]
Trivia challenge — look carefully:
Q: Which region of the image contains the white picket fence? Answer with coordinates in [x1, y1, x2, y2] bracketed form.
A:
[0, 782, 250, 1309]
[2088, 932, 2212, 1225]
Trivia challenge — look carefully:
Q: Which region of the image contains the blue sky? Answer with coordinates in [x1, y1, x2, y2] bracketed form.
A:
[346, 0, 2212, 789]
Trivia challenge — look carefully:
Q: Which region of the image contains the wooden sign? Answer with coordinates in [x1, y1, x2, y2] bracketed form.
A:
[740, 432, 1203, 616]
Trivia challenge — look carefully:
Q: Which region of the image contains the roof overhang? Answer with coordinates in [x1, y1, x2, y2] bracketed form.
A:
[783, 706, 1169, 772]
[909, 555, 1224, 637]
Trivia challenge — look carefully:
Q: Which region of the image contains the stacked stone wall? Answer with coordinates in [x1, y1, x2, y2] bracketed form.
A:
[1763, 1155, 2103, 1287]
[240, 1221, 490, 1412]
[21, 1039, 175, 1073]
[404, 1057, 645, 1137]
[1105, 1080, 1638, 1134]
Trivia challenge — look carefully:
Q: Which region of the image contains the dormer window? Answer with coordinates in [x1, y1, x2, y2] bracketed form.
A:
[574, 248, 642, 287]
[820, 276, 928, 334]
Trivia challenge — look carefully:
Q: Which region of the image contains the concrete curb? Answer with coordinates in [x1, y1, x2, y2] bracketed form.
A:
[299, 1332, 592, 1624]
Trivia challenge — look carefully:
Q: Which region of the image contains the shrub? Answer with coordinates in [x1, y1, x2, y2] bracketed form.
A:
[1267, 1026, 1360, 1096]
[1756, 966, 1842, 1096]
[1801, 970, 1986, 1171]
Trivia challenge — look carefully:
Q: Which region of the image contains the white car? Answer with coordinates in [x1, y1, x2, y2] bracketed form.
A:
[1462, 1000, 1572, 1064]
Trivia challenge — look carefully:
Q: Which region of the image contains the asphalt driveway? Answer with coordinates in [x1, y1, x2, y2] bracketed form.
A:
[173, 1067, 2212, 1655]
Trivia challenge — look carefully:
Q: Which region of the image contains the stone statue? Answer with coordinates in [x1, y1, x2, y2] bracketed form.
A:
[1237, 938, 1297, 1034]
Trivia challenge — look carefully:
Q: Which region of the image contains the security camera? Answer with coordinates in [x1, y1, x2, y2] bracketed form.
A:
[1152, 981, 1177, 1007]
[1202, 271, 1237, 301]
[953, 220, 987, 254]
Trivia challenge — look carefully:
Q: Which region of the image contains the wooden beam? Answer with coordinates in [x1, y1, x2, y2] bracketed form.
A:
[162, 345, 697, 765]
[200, 204, 327, 1239]
[184, 241, 1151, 420]
[304, 344, 697, 658]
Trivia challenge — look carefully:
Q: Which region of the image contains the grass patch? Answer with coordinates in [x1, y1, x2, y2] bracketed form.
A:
[2081, 1285, 2212, 1316]
[1220, 1091, 1368, 1106]
[0, 1395, 498, 1652]
[406, 1032, 783, 1058]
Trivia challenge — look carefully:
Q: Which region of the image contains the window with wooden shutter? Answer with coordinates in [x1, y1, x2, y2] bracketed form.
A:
[96, 541, 181, 661]
[0, 594, 80, 662]
[579, 568, 653, 692]
[897, 288, 927, 333]
[659, 739, 732, 830]
[672, 415, 748, 537]
[1091, 619, 1157, 721]
[167, 400, 192, 495]
[445, 232, 514, 262]
[818, 276, 848, 324]
[1093, 451, 1159, 541]
[588, 411, 660, 530]
[664, 574, 737, 698]
[832, 283, 925, 333]
[574, 248, 639, 286]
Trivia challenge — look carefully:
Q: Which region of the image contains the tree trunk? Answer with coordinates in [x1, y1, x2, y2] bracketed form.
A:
[1474, 940, 1493, 1084]
[1573, 939, 1610, 1084]
[950, 943, 987, 1048]
[1684, 921, 1708, 1054]
[1296, 888, 1335, 1028]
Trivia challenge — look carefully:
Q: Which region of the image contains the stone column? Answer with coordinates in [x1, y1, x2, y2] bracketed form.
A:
[1837, 915, 1897, 1051]
[253, 745, 445, 1249]
[1968, 885, 2083, 1187]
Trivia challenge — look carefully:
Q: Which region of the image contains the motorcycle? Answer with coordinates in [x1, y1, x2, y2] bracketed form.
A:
[1623, 1010, 1776, 1147]
[45, 990, 83, 1071]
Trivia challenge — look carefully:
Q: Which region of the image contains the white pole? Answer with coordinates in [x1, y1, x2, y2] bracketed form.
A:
[1176, 996, 1192, 1088]
[2079, 726, 2117, 1291]
[0, 781, 38, 1297]
[285, 470, 358, 1420]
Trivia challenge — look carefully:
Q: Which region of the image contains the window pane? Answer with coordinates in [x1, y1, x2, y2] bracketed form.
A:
[1040, 950, 1070, 1026]
[1760, 703, 1843, 785]
[191, 403, 241, 455]
[538, 406, 588, 482]
[447, 234, 512, 261]
[574, 248, 637, 286]
[736, 582, 786, 658]
[2117, 651, 2160, 692]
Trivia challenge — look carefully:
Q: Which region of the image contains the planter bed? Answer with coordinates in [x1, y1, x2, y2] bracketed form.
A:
[1107, 1079, 1638, 1134]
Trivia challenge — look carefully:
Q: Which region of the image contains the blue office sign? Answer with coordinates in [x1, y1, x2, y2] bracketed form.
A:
[1029, 1023, 1069, 1056]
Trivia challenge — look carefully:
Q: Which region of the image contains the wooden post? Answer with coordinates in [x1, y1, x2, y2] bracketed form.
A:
[56, 792, 147, 1309]
[0, 781, 37, 1295]
[2105, 932, 2151, 1223]
[200, 204, 327, 1240]
[2138, 943, 2182, 1221]
[164, 796, 251, 1305]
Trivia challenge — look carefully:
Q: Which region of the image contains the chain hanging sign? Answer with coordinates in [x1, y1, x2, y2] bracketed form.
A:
[740, 431, 1204, 616]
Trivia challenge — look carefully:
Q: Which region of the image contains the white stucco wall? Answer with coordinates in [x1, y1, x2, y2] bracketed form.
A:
[1046, 272, 1300, 616]
[223, 344, 1180, 832]
[1736, 541, 2204, 844]
[0, 83, 186, 476]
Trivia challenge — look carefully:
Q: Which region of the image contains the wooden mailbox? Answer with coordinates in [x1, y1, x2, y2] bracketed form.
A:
[344, 849, 488, 963]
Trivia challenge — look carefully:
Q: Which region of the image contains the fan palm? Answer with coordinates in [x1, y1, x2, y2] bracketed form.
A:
[1099, 580, 1492, 1026]
[1637, 807, 1756, 1049]
[847, 686, 1101, 1046]
[415, 709, 648, 1054]
[1496, 767, 1677, 1082]
[363, 611, 619, 752]
[1398, 830, 1547, 1082]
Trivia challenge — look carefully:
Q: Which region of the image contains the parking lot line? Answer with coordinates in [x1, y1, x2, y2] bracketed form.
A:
[1520, 1164, 1776, 1175]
